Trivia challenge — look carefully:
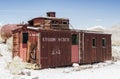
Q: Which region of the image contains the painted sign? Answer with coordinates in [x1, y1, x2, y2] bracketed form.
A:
[42, 37, 70, 42]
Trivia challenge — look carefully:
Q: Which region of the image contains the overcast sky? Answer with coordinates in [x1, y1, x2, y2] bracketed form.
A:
[0, 0, 120, 29]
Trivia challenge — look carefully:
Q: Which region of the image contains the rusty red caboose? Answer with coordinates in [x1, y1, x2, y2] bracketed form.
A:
[12, 12, 112, 68]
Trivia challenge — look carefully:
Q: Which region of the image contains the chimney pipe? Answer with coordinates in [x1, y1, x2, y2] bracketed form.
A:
[47, 12, 56, 17]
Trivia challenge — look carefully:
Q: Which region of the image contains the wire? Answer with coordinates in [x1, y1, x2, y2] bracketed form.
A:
[69, 23, 75, 29]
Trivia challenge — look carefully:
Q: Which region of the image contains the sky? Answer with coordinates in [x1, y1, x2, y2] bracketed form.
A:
[0, 0, 120, 29]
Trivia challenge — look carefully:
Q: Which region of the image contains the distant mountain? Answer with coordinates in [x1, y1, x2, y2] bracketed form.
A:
[110, 24, 120, 31]
[86, 25, 105, 31]
[106, 24, 120, 46]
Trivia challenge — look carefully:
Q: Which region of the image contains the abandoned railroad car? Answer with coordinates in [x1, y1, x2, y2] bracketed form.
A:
[12, 26, 111, 68]
[12, 12, 112, 68]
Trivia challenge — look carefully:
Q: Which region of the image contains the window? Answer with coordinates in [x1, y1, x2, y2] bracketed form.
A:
[22, 33, 28, 43]
[51, 20, 55, 24]
[72, 34, 78, 45]
[47, 14, 50, 17]
[92, 38, 96, 47]
[63, 21, 68, 24]
[102, 38, 106, 47]
[51, 20, 58, 24]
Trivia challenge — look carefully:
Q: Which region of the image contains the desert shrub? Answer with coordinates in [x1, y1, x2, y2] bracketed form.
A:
[6, 56, 25, 74]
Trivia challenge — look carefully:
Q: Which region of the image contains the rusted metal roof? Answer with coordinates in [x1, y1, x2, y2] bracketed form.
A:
[27, 26, 40, 30]
[71, 29, 111, 34]
[29, 17, 69, 21]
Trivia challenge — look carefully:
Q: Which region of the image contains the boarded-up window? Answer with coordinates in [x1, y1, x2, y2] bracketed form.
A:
[22, 33, 28, 43]
[102, 38, 106, 47]
[92, 38, 96, 47]
[72, 34, 78, 45]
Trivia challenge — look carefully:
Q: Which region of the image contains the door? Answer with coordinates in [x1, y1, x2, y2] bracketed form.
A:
[20, 32, 28, 62]
[71, 34, 79, 63]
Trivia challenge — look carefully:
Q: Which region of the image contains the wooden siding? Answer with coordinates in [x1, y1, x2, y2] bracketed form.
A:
[12, 27, 112, 69]
[40, 30, 71, 68]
